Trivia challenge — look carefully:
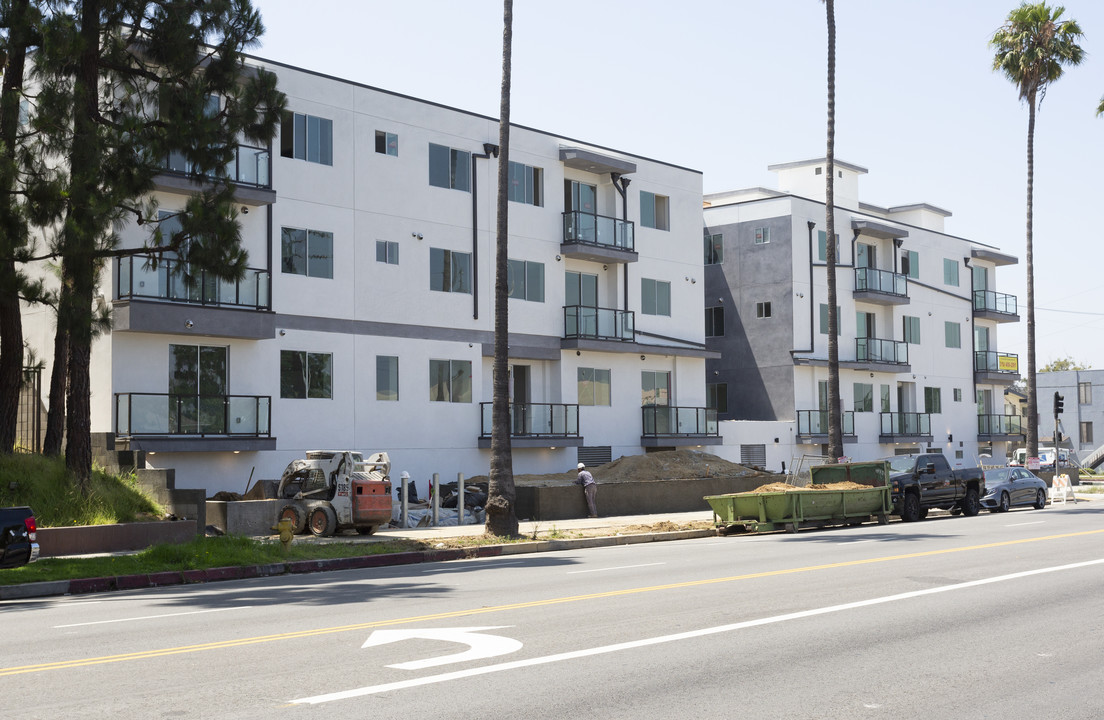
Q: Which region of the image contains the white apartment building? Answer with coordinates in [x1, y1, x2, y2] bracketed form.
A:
[19, 57, 716, 495]
[703, 159, 1021, 467]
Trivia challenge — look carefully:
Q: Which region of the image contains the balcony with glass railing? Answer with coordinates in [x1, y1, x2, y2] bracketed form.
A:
[973, 290, 1019, 322]
[856, 337, 908, 366]
[854, 267, 909, 305]
[796, 410, 855, 439]
[162, 144, 272, 188]
[975, 350, 1019, 384]
[115, 393, 271, 438]
[879, 412, 932, 440]
[479, 402, 580, 442]
[563, 305, 634, 342]
[117, 255, 271, 310]
[978, 413, 1024, 439]
[561, 211, 636, 262]
[641, 406, 719, 439]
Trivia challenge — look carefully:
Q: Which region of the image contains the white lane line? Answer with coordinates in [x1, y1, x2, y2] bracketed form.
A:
[1007, 521, 1045, 527]
[292, 557, 1104, 704]
[54, 606, 251, 629]
[566, 563, 665, 575]
[421, 560, 529, 574]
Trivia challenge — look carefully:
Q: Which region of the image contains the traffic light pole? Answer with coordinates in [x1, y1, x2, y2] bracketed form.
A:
[1053, 391, 1064, 472]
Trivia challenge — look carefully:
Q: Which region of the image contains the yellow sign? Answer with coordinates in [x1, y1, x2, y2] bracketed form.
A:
[998, 355, 1018, 372]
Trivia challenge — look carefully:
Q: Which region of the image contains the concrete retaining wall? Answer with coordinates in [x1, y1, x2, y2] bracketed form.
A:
[516, 475, 770, 521]
[37, 520, 197, 558]
[205, 500, 280, 536]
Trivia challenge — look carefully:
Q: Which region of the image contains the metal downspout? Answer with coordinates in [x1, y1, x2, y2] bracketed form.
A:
[792, 220, 817, 355]
[613, 174, 631, 311]
[471, 143, 499, 320]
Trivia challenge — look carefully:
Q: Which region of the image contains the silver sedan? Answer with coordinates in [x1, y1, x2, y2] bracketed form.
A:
[981, 467, 1048, 512]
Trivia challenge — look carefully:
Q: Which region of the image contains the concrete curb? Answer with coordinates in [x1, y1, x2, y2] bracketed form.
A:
[0, 528, 716, 601]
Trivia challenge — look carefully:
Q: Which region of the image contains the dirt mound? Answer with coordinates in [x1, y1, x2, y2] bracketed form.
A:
[209, 491, 244, 501]
[470, 449, 773, 487]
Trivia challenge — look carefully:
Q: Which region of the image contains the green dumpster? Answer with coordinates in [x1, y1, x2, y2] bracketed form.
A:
[705, 460, 891, 534]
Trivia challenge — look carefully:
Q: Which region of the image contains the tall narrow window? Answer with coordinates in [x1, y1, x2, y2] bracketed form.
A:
[945, 321, 961, 349]
[902, 249, 919, 279]
[903, 315, 921, 344]
[376, 356, 398, 401]
[704, 232, 723, 264]
[819, 304, 841, 335]
[924, 386, 942, 414]
[817, 231, 841, 262]
[707, 383, 729, 414]
[854, 383, 873, 412]
[705, 306, 724, 337]
[943, 258, 959, 286]
[1079, 381, 1092, 404]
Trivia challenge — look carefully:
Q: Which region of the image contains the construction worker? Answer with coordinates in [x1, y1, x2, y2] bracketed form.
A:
[574, 462, 598, 517]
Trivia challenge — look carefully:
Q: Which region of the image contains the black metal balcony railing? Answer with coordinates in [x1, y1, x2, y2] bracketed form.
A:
[479, 402, 579, 439]
[978, 414, 1023, 436]
[562, 211, 635, 252]
[797, 410, 855, 436]
[856, 337, 908, 365]
[163, 144, 272, 188]
[973, 290, 1018, 316]
[115, 393, 271, 437]
[118, 255, 271, 310]
[854, 267, 908, 297]
[975, 350, 1019, 374]
[641, 406, 719, 437]
[880, 412, 931, 437]
[563, 305, 635, 342]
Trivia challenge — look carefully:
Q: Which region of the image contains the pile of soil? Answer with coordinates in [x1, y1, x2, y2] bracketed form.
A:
[749, 481, 873, 493]
[469, 449, 774, 487]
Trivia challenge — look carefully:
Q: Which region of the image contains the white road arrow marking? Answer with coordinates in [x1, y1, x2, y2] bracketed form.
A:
[362, 626, 522, 670]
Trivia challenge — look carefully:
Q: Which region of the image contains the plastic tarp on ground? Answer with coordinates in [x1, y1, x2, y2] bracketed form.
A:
[390, 504, 484, 528]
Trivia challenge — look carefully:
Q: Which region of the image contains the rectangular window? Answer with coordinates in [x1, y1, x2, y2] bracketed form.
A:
[881, 384, 891, 412]
[945, 321, 961, 349]
[280, 350, 332, 399]
[376, 356, 398, 401]
[819, 304, 841, 335]
[376, 240, 399, 265]
[756, 301, 772, 319]
[708, 383, 729, 414]
[817, 231, 841, 262]
[429, 359, 472, 403]
[954, 388, 963, 402]
[578, 367, 611, 406]
[924, 386, 942, 414]
[1079, 381, 1092, 404]
[640, 191, 670, 231]
[375, 130, 398, 156]
[705, 306, 724, 337]
[853, 383, 874, 412]
[507, 161, 543, 206]
[641, 371, 670, 406]
[754, 227, 770, 245]
[902, 249, 919, 279]
[641, 278, 671, 316]
[1081, 421, 1093, 444]
[507, 259, 545, 302]
[281, 227, 333, 278]
[280, 111, 333, 165]
[430, 248, 472, 294]
[704, 232, 723, 264]
[943, 258, 959, 286]
[903, 315, 921, 344]
[428, 143, 471, 192]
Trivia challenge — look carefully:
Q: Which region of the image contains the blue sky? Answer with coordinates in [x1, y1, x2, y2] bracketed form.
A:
[250, 0, 1104, 369]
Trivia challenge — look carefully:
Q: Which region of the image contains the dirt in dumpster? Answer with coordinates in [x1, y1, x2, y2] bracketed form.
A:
[466, 449, 775, 487]
[749, 481, 873, 493]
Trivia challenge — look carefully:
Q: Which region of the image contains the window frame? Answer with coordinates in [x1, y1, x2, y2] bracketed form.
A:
[945, 321, 961, 349]
[375, 130, 398, 156]
[754, 227, 770, 245]
[1079, 381, 1092, 404]
[429, 359, 472, 403]
[853, 382, 874, 412]
[641, 278, 671, 317]
[903, 315, 921, 344]
[376, 355, 399, 401]
[507, 161, 544, 206]
[707, 382, 729, 414]
[705, 306, 724, 337]
[704, 232, 723, 264]
[281, 226, 334, 279]
[924, 386, 942, 414]
[756, 301, 772, 319]
[507, 258, 545, 302]
[577, 367, 612, 407]
[428, 143, 471, 192]
[375, 240, 399, 265]
[943, 258, 959, 287]
[280, 350, 333, 399]
[640, 191, 670, 231]
[280, 111, 333, 166]
[430, 248, 472, 294]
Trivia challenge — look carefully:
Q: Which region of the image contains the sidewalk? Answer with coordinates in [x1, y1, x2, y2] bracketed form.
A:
[0, 510, 717, 601]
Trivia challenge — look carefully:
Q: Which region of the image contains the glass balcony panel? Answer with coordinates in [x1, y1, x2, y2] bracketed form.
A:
[973, 290, 1018, 315]
[642, 406, 718, 437]
[854, 267, 907, 296]
[117, 254, 270, 310]
[562, 211, 635, 252]
[116, 394, 270, 436]
[563, 306, 634, 342]
[974, 351, 1019, 373]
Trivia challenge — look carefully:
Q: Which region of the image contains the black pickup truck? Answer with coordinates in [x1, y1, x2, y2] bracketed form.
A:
[1, 506, 39, 568]
[885, 454, 984, 522]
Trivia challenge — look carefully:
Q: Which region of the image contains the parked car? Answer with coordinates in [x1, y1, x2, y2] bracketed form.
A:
[981, 468, 1048, 512]
[1, 506, 39, 569]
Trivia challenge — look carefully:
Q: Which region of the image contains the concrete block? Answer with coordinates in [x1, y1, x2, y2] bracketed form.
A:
[205, 499, 280, 536]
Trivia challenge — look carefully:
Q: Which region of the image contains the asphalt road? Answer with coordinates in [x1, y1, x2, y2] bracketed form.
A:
[3, 502, 1103, 720]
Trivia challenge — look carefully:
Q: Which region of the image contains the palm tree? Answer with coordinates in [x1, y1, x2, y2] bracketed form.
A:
[823, 0, 842, 462]
[990, 2, 1084, 460]
[485, 0, 519, 537]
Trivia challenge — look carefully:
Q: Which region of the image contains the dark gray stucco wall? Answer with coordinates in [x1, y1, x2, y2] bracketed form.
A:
[704, 215, 795, 421]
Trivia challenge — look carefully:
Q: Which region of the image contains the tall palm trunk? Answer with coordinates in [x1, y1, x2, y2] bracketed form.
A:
[42, 320, 68, 456]
[824, 0, 842, 461]
[1024, 93, 1038, 458]
[485, 0, 518, 537]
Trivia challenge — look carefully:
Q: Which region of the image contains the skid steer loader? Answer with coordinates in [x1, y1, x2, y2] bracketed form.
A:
[276, 451, 392, 537]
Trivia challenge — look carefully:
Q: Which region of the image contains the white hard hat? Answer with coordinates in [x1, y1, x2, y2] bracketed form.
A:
[400, 471, 410, 479]
[577, 463, 585, 470]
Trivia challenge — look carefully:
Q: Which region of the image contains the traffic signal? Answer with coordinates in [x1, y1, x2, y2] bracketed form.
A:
[1054, 391, 1064, 415]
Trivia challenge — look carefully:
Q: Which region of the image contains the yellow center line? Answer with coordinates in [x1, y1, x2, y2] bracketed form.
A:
[3, 526, 1101, 677]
